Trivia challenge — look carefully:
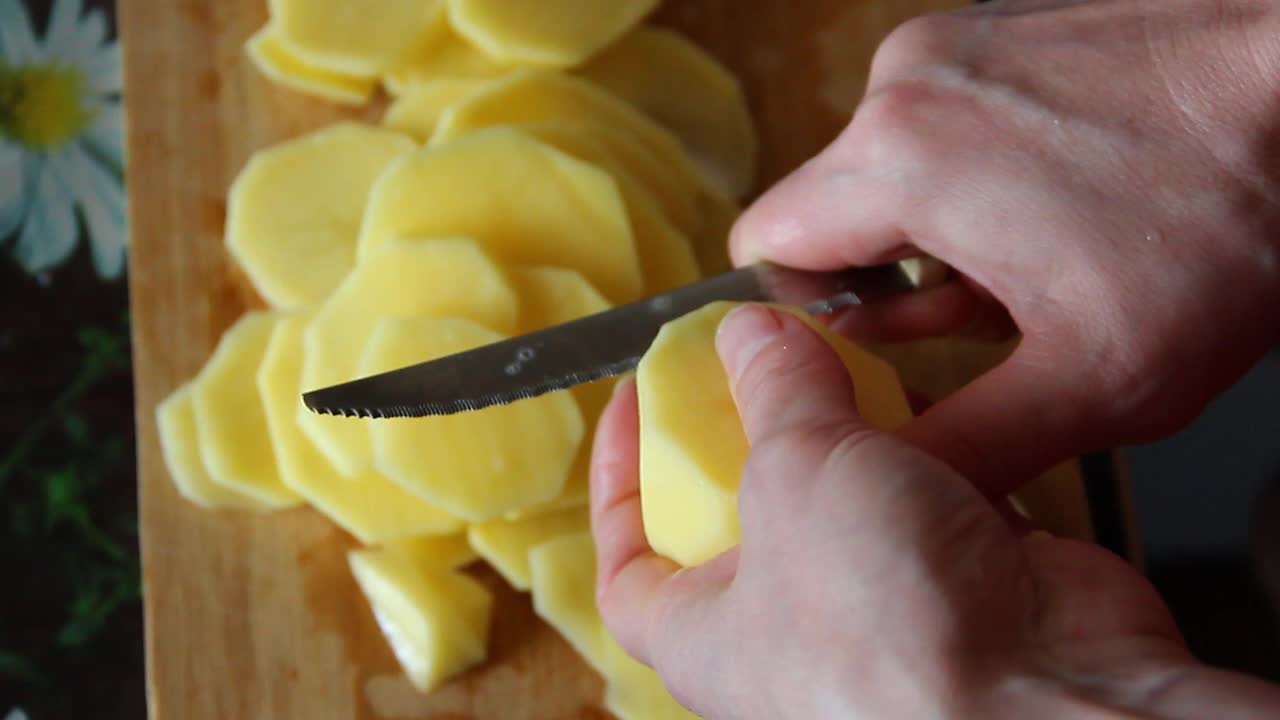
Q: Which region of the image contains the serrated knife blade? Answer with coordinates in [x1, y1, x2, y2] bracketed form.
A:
[301, 261, 933, 419]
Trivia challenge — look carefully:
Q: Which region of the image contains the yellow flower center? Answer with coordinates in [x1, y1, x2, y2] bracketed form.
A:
[0, 63, 95, 149]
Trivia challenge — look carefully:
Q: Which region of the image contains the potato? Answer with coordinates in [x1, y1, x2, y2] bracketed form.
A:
[156, 384, 266, 510]
[226, 123, 416, 309]
[270, 0, 444, 76]
[604, 660, 699, 720]
[383, 533, 479, 570]
[191, 311, 300, 509]
[381, 22, 514, 97]
[433, 70, 703, 236]
[244, 25, 376, 106]
[448, 0, 658, 68]
[382, 79, 491, 139]
[259, 311, 464, 543]
[467, 505, 588, 591]
[298, 237, 518, 477]
[362, 317, 584, 521]
[348, 544, 492, 693]
[579, 27, 758, 200]
[692, 187, 740, 278]
[357, 127, 643, 303]
[637, 302, 914, 567]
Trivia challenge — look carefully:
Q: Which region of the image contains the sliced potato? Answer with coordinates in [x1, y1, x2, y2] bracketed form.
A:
[191, 311, 300, 508]
[382, 78, 490, 140]
[384, 533, 479, 570]
[299, 238, 518, 477]
[363, 317, 584, 521]
[357, 127, 642, 303]
[604, 659, 699, 720]
[467, 506, 588, 591]
[156, 384, 266, 510]
[448, 0, 658, 67]
[433, 70, 703, 236]
[692, 187, 740, 278]
[259, 311, 463, 543]
[245, 25, 376, 106]
[227, 123, 416, 309]
[382, 23, 514, 97]
[638, 302, 914, 567]
[349, 545, 492, 693]
[271, 0, 444, 76]
[579, 27, 758, 200]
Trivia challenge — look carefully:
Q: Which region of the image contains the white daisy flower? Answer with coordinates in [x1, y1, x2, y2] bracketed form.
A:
[4, 709, 29, 720]
[1, 0, 126, 280]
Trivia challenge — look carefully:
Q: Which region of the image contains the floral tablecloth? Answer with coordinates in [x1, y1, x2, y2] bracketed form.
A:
[1, 0, 141, 716]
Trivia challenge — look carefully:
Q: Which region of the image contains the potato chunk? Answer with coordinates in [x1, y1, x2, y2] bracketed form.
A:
[467, 506, 588, 591]
[363, 317, 584, 521]
[299, 238, 518, 477]
[156, 384, 266, 510]
[227, 123, 416, 309]
[448, 0, 657, 68]
[348, 544, 492, 693]
[259, 311, 463, 543]
[637, 302, 914, 567]
[191, 311, 300, 509]
[271, 0, 444, 76]
[579, 27, 758, 200]
[246, 25, 377, 105]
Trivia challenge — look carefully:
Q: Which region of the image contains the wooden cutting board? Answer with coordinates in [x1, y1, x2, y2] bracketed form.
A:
[123, 1, 1095, 717]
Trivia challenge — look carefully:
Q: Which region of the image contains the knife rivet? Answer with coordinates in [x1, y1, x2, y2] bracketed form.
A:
[517, 347, 536, 362]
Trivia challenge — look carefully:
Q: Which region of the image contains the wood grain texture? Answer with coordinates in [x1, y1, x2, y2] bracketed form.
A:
[123, 1, 1091, 718]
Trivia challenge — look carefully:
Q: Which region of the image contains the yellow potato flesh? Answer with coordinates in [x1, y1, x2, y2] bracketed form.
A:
[271, 0, 444, 76]
[433, 70, 703, 236]
[156, 384, 266, 511]
[692, 187, 740, 278]
[529, 532, 693, 719]
[363, 317, 584, 522]
[637, 302, 914, 567]
[357, 127, 642, 303]
[381, 22, 514, 97]
[448, 0, 658, 68]
[384, 533, 479, 570]
[299, 237, 518, 477]
[245, 26, 376, 106]
[348, 545, 492, 693]
[382, 79, 490, 140]
[227, 123, 416, 309]
[467, 506, 588, 591]
[259, 312, 463, 543]
[579, 27, 758, 200]
[191, 311, 300, 509]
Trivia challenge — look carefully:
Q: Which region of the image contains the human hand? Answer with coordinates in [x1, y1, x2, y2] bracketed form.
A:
[591, 304, 1280, 719]
[731, 0, 1280, 496]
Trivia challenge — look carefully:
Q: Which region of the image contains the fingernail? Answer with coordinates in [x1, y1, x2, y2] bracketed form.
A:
[717, 305, 785, 379]
[611, 374, 634, 398]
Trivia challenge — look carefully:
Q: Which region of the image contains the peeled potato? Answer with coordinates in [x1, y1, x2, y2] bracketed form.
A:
[384, 533, 479, 570]
[382, 78, 491, 140]
[448, 0, 658, 68]
[357, 127, 642, 303]
[382, 24, 514, 97]
[363, 317, 584, 521]
[156, 384, 266, 510]
[259, 311, 463, 543]
[299, 238, 518, 477]
[270, 0, 444, 76]
[227, 123, 416, 309]
[604, 659, 699, 720]
[348, 545, 492, 693]
[637, 302, 914, 567]
[692, 187, 740, 278]
[467, 505, 588, 591]
[245, 25, 376, 105]
[433, 70, 703, 236]
[191, 312, 300, 509]
[579, 27, 758, 200]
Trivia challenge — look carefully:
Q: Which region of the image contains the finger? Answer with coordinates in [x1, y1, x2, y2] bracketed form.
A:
[589, 379, 731, 668]
[716, 304, 864, 447]
[897, 338, 1094, 498]
[728, 154, 912, 270]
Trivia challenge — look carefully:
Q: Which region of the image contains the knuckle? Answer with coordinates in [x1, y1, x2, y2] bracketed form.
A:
[871, 14, 951, 81]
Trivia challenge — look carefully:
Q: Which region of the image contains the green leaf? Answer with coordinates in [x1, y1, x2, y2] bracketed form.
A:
[0, 648, 47, 685]
[62, 413, 90, 448]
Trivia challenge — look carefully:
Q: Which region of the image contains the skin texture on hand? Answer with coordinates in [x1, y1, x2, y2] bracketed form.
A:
[591, 305, 1280, 719]
[731, 0, 1280, 496]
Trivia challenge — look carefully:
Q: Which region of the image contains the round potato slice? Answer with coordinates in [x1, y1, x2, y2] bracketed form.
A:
[381, 24, 514, 98]
[448, 0, 657, 68]
[382, 78, 491, 140]
[299, 238, 518, 477]
[271, 0, 445, 76]
[227, 122, 416, 309]
[363, 317, 584, 522]
[245, 25, 377, 105]
[356, 126, 643, 303]
[156, 384, 266, 511]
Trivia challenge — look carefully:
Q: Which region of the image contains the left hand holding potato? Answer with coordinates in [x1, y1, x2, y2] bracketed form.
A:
[590, 304, 1280, 719]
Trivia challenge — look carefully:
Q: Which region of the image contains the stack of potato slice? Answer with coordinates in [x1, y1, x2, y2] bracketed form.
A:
[157, 1, 759, 717]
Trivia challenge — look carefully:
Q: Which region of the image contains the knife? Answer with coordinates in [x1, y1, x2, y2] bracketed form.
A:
[301, 259, 946, 419]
